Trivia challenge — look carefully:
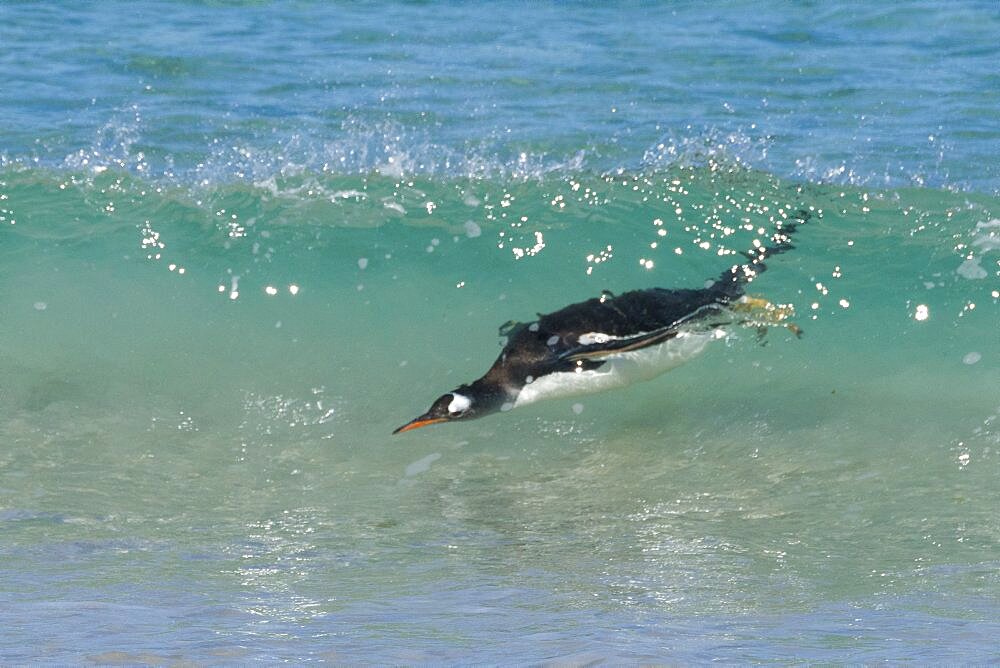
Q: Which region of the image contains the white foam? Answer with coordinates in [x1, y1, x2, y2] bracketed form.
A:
[958, 219, 1000, 280]
[377, 157, 405, 179]
[382, 199, 406, 215]
[330, 189, 367, 201]
[972, 219, 1000, 251]
[957, 257, 987, 280]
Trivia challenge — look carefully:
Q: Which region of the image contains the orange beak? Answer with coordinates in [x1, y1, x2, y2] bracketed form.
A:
[392, 415, 447, 435]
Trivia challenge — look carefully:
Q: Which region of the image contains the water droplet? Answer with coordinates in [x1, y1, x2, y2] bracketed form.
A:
[464, 220, 482, 238]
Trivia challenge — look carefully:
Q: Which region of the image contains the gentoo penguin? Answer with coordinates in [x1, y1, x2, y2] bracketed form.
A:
[394, 210, 809, 434]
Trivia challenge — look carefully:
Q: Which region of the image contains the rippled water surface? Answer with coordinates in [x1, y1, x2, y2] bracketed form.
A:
[1, 1, 998, 663]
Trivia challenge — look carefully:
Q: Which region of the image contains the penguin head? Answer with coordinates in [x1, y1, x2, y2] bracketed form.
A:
[393, 384, 501, 434]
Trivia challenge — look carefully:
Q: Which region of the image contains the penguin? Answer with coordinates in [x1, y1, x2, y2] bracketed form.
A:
[393, 210, 809, 434]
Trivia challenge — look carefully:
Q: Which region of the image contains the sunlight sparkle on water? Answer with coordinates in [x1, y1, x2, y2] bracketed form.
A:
[512, 231, 546, 259]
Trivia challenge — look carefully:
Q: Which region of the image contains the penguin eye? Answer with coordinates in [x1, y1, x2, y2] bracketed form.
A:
[446, 392, 473, 418]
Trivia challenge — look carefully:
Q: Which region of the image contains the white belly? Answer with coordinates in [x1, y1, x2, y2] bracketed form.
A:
[512, 328, 727, 408]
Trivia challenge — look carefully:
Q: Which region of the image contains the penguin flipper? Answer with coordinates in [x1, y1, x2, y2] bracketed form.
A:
[559, 326, 680, 362]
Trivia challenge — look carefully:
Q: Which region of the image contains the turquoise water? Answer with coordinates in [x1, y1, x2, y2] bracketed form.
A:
[2, 2, 998, 663]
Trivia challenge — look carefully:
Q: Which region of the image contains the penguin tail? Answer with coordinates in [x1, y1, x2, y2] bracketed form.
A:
[712, 208, 810, 300]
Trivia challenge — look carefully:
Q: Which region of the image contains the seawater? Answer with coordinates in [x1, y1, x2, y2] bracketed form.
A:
[1, 2, 998, 663]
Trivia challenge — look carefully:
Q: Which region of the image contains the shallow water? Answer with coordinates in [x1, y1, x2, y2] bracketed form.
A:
[1, 1, 998, 663]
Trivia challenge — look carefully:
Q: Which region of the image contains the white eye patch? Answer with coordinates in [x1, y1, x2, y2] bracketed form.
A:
[448, 393, 472, 414]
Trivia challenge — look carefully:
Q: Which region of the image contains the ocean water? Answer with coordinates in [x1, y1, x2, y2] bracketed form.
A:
[1, 1, 998, 663]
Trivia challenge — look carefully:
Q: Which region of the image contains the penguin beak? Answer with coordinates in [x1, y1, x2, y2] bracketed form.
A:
[392, 414, 447, 435]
